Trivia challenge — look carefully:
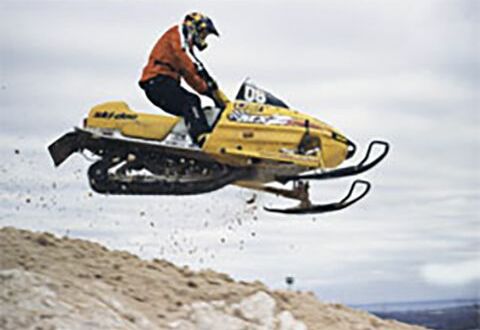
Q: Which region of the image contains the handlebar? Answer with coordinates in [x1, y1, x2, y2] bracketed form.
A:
[212, 89, 230, 108]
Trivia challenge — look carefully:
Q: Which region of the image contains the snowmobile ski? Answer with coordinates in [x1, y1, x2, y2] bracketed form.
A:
[264, 180, 371, 214]
[275, 140, 389, 184]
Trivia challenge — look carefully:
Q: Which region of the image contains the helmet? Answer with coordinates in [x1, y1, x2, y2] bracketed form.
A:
[182, 12, 219, 51]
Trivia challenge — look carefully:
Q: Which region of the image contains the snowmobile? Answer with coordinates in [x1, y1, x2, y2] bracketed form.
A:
[48, 79, 389, 214]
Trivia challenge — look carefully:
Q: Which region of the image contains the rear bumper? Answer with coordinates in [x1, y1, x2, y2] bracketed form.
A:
[47, 129, 88, 167]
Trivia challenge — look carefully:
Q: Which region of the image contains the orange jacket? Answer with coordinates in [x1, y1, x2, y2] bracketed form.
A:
[140, 25, 208, 95]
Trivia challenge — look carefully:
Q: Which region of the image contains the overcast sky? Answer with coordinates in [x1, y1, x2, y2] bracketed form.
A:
[1, 0, 479, 305]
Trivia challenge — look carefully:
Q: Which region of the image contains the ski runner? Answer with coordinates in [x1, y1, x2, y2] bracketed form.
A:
[139, 12, 219, 145]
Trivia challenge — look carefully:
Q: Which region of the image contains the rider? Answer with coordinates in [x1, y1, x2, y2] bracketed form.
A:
[139, 12, 219, 145]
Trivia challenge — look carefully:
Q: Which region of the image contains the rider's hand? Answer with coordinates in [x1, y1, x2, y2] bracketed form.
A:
[203, 79, 223, 108]
[206, 77, 218, 92]
[198, 68, 218, 92]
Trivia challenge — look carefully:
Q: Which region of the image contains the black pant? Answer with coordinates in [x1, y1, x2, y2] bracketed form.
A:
[140, 75, 209, 144]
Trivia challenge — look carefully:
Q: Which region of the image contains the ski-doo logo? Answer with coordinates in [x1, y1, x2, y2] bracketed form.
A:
[228, 110, 293, 126]
[94, 111, 138, 120]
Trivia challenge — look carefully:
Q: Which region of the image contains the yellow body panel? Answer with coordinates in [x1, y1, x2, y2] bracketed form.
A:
[203, 101, 348, 169]
[84, 98, 349, 171]
[85, 101, 179, 141]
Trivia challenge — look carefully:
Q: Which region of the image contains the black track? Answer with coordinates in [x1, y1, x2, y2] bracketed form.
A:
[49, 129, 251, 195]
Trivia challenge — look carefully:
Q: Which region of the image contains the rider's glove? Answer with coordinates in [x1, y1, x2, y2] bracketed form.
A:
[198, 69, 217, 91]
[205, 77, 218, 92]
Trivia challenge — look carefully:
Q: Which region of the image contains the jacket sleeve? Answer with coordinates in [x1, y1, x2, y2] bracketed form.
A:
[171, 40, 209, 95]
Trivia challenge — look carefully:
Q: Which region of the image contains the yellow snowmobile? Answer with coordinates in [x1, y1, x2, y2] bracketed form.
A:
[48, 80, 389, 214]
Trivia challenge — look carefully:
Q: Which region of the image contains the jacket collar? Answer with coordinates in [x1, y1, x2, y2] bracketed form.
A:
[178, 24, 188, 51]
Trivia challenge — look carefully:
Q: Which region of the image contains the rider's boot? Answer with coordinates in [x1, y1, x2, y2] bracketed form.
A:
[184, 103, 210, 147]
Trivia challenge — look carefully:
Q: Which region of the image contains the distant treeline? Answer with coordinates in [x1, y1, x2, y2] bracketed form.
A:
[373, 304, 479, 330]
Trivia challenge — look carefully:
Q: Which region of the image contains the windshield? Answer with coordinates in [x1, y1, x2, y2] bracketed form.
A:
[235, 81, 289, 108]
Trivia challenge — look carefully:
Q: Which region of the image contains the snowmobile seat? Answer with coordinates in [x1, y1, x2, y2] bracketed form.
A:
[85, 101, 180, 141]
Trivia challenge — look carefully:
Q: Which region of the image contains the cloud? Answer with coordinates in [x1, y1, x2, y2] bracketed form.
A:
[421, 259, 480, 286]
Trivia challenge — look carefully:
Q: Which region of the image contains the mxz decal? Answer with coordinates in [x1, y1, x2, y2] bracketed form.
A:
[94, 111, 138, 120]
[228, 109, 294, 126]
[228, 109, 323, 129]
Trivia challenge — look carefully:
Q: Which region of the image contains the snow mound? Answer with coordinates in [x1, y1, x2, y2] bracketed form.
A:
[169, 291, 306, 330]
[0, 269, 154, 330]
[0, 227, 428, 330]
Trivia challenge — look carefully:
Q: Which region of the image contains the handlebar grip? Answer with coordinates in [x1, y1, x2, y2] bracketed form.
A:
[213, 89, 230, 107]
